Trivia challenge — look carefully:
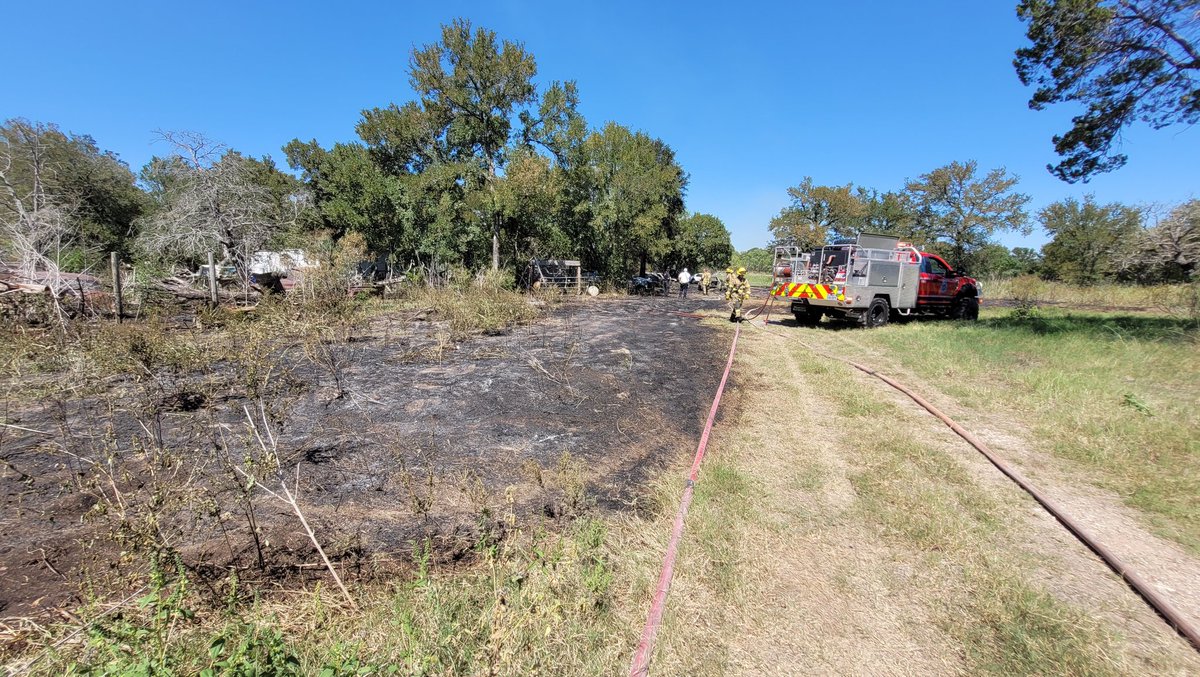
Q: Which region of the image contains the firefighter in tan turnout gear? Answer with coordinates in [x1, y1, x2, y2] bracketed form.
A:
[726, 267, 750, 322]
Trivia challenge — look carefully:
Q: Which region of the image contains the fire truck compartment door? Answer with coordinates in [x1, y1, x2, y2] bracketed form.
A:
[898, 265, 919, 307]
[868, 262, 900, 287]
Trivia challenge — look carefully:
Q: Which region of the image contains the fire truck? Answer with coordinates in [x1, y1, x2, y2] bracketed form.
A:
[771, 233, 981, 327]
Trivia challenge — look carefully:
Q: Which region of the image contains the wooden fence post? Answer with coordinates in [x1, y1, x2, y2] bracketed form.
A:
[110, 251, 124, 323]
[207, 252, 219, 306]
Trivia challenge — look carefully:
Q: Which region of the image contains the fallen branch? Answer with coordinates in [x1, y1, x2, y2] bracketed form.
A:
[235, 404, 357, 609]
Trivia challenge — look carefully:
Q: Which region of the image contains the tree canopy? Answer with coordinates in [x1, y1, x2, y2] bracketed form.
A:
[1015, 0, 1200, 182]
[0, 119, 147, 273]
[904, 160, 1031, 269]
[1038, 195, 1142, 283]
[767, 178, 863, 249]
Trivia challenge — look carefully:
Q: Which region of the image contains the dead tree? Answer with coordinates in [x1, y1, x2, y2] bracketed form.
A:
[136, 131, 300, 280]
[0, 122, 81, 321]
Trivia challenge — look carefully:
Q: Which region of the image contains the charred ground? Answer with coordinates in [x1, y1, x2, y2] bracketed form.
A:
[0, 295, 730, 622]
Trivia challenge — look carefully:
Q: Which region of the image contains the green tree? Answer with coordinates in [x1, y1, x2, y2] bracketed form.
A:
[284, 140, 417, 259]
[1012, 246, 1045, 275]
[671, 213, 733, 271]
[1015, 0, 1200, 182]
[732, 247, 774, 272]
[971, 243, 1023, 278]
[394, 18, 538, 270]
[0, 119, 147, 270]
[494, 146, 568, 260]
[768, 178, 864, 248]
[858, 188, 917, 240]
[567, 123, 686, 277]
[1039, 195, 1142, 283]
[903, 160, 1031, 269]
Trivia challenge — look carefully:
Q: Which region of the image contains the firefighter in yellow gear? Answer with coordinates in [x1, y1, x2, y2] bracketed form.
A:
[699, 269, 711, 295]
[725, 267, 750, 322]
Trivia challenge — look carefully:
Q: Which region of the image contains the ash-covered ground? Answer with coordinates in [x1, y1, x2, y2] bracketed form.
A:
[0, 295, 732, 618]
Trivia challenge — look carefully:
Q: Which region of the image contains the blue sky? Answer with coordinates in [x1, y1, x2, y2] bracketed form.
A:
[5, 0, 1197, 251]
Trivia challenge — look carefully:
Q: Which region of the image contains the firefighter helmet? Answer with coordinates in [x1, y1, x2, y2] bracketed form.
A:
[736, 267, 747, 275]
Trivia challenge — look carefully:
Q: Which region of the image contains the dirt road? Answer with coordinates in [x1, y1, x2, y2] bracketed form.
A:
[646, 317, 1200, 675]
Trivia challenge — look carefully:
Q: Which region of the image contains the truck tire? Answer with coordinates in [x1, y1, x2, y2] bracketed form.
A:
[951, 296, 979, 321]
[861, 297, 890, 328]
[794, 308, 822, 327]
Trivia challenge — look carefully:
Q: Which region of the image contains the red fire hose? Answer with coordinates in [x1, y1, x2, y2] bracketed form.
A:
[749, 309, 1200, 654]
[629, 323, 741, 677]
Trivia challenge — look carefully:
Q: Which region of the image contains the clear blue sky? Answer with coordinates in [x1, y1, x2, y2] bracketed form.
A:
[6, 0, 1197, 251]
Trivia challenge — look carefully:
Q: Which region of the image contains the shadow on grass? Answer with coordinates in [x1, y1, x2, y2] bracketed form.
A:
[979, 312, 1198, 342]
[762, 312, 1198, 342]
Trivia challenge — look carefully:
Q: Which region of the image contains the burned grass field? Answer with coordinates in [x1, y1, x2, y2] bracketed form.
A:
[0, 294, 728, 627]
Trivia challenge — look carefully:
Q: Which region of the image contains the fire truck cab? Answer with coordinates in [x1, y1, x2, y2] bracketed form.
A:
[771, 233, 981, 328]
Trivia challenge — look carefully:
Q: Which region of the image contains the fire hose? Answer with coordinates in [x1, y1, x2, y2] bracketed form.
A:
[744, 296, 1200, 653]
[628, 323, 741, 677]
[631, 300, 1198, 675]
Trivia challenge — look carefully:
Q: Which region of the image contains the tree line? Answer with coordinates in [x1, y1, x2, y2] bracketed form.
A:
[761, 162, 1197, 284]
[0, 19, 733, 291]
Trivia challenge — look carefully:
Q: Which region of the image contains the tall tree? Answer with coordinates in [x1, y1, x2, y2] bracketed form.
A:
[768, 178, 864, 249]
[1039, 195, 1142, 283]
[670, 212, 734, 271]
[399, 18, 538, 270]
[494, 146, 567, 260]
[858, 188, 917, 240]
[570, 123, 687, 277]
[903, 160, 1031, 268]
[1015, 0, 1200, 182]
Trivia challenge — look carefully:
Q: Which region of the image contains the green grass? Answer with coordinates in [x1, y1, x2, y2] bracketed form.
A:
[845, 307, 1200, 554]
[745, 272, 773, 288]
[983, 277, 1199, 314]
[801, 350, 1124, 675]
[25, 521, 630, 675]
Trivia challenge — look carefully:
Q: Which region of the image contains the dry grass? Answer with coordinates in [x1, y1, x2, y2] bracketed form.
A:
[636, 318, 1200, 675]
[984, 277, 1199, 316]
[842, 306, 1200, 555]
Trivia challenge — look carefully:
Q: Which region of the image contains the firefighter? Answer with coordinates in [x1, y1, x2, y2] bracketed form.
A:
[699, 268, 711, 295]
[726, 267, 750, 322]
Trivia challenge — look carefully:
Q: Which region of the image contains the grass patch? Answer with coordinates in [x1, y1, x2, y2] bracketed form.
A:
[846, 307, 1200, 554]
[745, 272, 774, 288]
[984, 277, 1198, 314]
[798, 349, 1123, 675]
[22, 521, 628, 675]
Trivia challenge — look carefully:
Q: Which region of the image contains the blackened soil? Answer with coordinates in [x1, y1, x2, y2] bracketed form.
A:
[0, 294, 731, 622]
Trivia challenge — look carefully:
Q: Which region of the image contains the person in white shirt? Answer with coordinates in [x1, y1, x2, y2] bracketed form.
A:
[677, 267, 691, 298]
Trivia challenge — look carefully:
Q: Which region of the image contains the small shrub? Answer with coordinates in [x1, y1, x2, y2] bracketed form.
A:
[1010, 275, 1043, 320]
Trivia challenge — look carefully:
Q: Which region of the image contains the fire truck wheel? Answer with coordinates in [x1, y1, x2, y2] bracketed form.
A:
[951, 296, 979, 321]
[862, 297, 890, 328]
[794, 309, 822, 326]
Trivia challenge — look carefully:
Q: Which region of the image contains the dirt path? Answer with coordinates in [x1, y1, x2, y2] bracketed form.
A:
[649, 319, 1200, 675]
[822, 327, 1200, 634]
